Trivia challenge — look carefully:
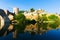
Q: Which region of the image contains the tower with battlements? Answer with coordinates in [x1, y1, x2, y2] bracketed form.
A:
[13, 7, 19, 15]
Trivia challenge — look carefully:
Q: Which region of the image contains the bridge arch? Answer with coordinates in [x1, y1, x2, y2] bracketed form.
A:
[0, 9, 10, 36]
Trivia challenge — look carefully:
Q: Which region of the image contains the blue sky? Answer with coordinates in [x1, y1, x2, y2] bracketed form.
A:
[0, 0, 60, 13]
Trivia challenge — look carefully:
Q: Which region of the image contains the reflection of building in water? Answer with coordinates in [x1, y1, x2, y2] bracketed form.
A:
[24, 23, 38, 33]
[8, 24, 14, 31]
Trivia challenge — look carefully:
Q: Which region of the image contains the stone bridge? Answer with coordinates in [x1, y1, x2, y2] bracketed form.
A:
[0, 7, 19, 38]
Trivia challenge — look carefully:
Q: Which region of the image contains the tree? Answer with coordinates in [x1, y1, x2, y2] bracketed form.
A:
[18, 10, 25, 13]
[14, 13, 26, 33]
[13, 12, 30, 38]
[30, 8, 35, 12]
[48, 14, 60, 29]
[41, 14, 48, 30]
[38, 14, 48, 34]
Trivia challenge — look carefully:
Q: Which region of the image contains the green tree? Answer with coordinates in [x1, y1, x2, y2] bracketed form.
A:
[30, 8, 35, 12]
[14, 13, 26, 33]
[48, 14, 60, 29]
[41, 14, 48, 30]
[18, 10, 25, 13]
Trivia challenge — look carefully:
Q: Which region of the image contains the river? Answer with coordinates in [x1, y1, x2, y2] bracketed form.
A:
[0, 28, 60, 40]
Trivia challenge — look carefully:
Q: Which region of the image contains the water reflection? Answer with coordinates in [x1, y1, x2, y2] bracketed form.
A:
[1, 21, 60, 40]
[0, 29, 60, 40]
[8, 24, 14, 31]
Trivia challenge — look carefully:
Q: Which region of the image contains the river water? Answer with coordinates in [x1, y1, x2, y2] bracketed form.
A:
[0, 27, 60, 40]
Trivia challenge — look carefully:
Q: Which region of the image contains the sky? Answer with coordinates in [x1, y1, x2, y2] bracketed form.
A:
[0, 0, 60, 13]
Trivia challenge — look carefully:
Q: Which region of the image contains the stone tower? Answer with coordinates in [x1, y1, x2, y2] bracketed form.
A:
[13, 7, 19, 15]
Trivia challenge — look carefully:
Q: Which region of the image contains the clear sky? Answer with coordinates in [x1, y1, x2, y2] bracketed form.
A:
[0, 0, 60, 13]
